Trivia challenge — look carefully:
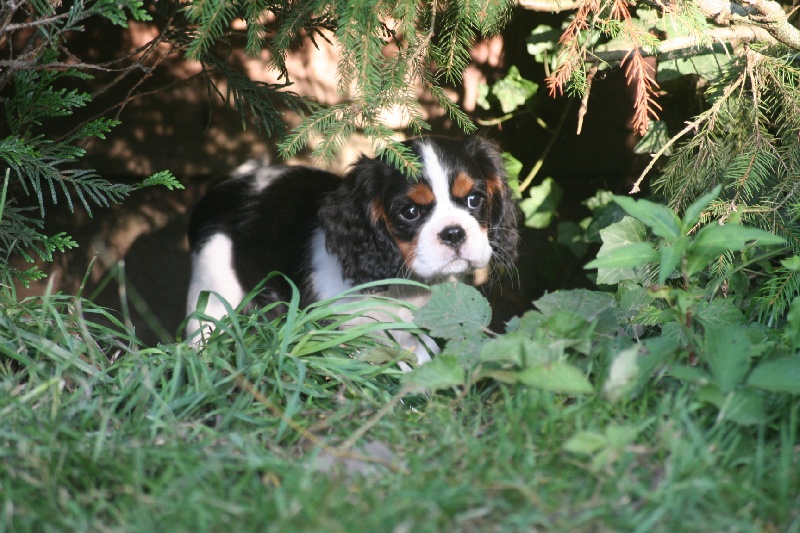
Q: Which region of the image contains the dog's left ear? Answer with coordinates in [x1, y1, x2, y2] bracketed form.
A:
[318, 156, 404, 284]
[463, 137, 520, 265]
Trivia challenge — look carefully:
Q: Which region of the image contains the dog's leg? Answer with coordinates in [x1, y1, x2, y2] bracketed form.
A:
[185, 233, 245, 342]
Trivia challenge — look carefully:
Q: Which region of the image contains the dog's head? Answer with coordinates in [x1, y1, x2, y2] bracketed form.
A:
[319, 136, 519, 285]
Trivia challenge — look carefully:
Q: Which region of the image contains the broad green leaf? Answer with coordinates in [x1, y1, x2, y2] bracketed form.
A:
[587, 216, 650, 284]
[526, 25, 559, 59]
[781, 256, 800, 271]
[586, 242, 657, 270]
[691, 224, 784, 256]
[634, 120, 670, 155]
[515, 361, 594, 394]
[491, 66, 538, 114]
[415, 283, 491, 341]
[479, 333, 532, 366]
[747, 356, 800, 394]
[669, 365, 711, 385]
[520, 177, 563, 229]
[402, 354, 465, 391]
[687, 224, 784, 276]
[694, 298, 746, 330]
[539, 311, 594, 356]
[657, 44, 733, 83]
[502, 152, 522, 197]
[697, 385, 765, 426]
[705, 326, 751, 393]
[681, 184, 722, 232]
[563, 431, 607, 454]
[613, 195, 681, 240]
[657, 239, 687, 284]
[534, 289, 616, 322]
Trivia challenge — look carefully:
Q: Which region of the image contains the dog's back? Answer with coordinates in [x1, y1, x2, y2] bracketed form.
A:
[185, 165, 340, 337]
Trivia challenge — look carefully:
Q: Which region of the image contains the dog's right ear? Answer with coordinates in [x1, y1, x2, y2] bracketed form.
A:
[318, 156, 404, 284]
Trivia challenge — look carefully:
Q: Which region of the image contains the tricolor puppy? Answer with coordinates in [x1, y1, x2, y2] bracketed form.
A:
[185, 136, 519, 362]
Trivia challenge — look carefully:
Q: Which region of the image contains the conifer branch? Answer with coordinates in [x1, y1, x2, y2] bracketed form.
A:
[630, 69, 747, 193]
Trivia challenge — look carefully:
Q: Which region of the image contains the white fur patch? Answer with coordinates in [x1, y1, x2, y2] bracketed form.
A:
[185, 233, 245, 341]
[309, 228, 353, 300]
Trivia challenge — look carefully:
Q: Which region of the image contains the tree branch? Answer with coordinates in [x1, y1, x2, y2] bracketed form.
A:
[516, 0, 582, 12]
[697, 0, 800, 49]
[519, 0, 800, 49]
[588, 25, 775, 64]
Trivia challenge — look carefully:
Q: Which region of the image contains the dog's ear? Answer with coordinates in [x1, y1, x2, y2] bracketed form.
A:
[319, 156, 404, 284]
[463, 137, 520, 266]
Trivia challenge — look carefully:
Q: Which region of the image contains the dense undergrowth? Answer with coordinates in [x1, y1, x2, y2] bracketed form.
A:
[2, 208, 800, 530]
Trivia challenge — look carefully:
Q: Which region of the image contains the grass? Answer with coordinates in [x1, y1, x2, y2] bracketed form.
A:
[1, 284, 799, 532]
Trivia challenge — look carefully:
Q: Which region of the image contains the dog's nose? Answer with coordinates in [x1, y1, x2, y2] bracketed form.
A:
[439, 225, 466, 248]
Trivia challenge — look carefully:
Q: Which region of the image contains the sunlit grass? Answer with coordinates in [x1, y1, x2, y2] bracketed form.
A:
[1, 282, 798, 532]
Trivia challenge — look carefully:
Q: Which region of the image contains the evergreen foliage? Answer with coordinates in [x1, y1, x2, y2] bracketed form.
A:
[183, 0, 513, 167]
[0, 0, 182, 286]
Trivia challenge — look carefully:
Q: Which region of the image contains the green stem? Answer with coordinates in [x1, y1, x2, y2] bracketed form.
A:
[518, 100, 573, 193]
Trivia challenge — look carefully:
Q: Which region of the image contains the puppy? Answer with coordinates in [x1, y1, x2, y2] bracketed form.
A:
[185, 136, 519, 362]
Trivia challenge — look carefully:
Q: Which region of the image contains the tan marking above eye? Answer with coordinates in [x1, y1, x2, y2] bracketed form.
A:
[407, 183, 435, 205]
[452, 172, 477, 198]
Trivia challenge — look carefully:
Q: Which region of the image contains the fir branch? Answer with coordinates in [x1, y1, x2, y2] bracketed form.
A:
[631, 67, 747, 194]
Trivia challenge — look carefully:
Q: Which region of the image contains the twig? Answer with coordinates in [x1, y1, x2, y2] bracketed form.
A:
[517, 0, 582, 12]
[337, 383, 415, 453]
[588, 26, 775, 65]
[518, 99, 573, 193]
[576, 64, 597, 135]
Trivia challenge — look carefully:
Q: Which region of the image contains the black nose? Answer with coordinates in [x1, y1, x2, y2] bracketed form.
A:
[439, 225, 466, 248]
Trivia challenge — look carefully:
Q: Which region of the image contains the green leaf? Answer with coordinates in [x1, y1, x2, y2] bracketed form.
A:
[587, 216, 650, 284]
[747, 356, 800, 394]
[657, 239, 687, 284]
[414, 283, 491, 341]
[586, 242, 657, 270]
[687, 224, 784, 276]
[705, 326, 751, 393]
[502, 152, 522, 198]
[534, 289, 616, 323]
[526, 25, 559, 60]
[681, 184, 722, 232]
[657, 44, 733, 83]
[515, 361, 594, 394]
[694, 298, 746, 330]
[519, 177, 563, 229]
[634, 120, 671, 155]
[490, 66, 538, 114]
[696, 385, 765, 426]
[402, 354, 465, 391]
[139, 170, 184, 191]
[613, 195, 681, 240]
[563, 431, 607, 455]
[479, 333, 528, 366]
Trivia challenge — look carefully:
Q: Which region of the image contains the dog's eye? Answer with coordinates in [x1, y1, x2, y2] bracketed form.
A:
[466, 193, 484, 211]
[399, 204, 420, 222]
